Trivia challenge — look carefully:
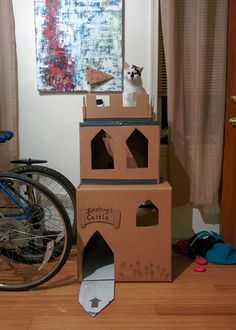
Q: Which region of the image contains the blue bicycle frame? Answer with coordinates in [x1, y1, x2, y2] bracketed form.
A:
[0, 180, 33, 220]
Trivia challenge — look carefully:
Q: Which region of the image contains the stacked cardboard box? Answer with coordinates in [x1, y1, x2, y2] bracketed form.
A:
[77, 94, 172, 282]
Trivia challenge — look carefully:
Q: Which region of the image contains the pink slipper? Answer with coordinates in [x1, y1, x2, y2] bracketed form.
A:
[195, 257, 208, 265]
[193, 265, 206, 272]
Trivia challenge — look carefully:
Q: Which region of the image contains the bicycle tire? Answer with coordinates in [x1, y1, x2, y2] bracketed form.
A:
[0, 172, 72, 291]
[11, 165, 77, 242]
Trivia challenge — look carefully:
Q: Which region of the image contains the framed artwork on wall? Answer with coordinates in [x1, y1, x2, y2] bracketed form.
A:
[34, 0, 123, 92]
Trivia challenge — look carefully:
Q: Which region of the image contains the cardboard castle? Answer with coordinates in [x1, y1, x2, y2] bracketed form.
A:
[77, 93, 172, 283]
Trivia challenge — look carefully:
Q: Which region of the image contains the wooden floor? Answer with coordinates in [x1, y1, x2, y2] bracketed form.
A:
[1, 246, 236, 330]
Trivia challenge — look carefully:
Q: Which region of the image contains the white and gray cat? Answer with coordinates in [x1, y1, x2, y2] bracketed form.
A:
[123, 62, 146, 107]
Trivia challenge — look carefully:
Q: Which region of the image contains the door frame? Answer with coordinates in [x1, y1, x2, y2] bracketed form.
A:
[220, 0, 236, 247]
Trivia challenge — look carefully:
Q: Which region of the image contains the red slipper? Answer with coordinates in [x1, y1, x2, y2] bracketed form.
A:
[195, 257, 208, 265]
[193, 265, 206, 272]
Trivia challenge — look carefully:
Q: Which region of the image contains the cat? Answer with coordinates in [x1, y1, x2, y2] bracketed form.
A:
[123, 62, 146, 107]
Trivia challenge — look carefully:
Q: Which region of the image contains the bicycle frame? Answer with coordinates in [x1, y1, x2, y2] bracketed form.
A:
[0, 179, 33, 221]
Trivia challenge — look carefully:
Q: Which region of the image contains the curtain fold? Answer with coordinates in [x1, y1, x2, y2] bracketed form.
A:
[160, 0, 228, 209]
[0, 0, 19, 169]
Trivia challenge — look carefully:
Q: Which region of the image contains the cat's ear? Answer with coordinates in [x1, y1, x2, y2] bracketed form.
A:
[124, 62, 129, 69]
[139, 67, 144, 73]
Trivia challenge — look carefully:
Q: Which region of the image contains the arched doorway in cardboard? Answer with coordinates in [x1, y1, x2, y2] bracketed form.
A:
[91, 129, 114, 169]
[82, 231, 114, 280]
[126, 128, 148, 168]
[136, 199, 159, 227]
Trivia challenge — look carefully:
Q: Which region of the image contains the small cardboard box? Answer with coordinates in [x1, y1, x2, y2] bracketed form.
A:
[82, 94, 153, 120]
[79, 122, 160, 183]
[77, 181, 172, 282]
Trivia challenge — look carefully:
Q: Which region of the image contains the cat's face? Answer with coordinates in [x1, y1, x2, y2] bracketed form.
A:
[124, 62, 143, 81]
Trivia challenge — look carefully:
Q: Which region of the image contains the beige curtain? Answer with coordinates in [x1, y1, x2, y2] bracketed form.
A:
[160, 0, 228, 210]
[0, 0, 19, 169]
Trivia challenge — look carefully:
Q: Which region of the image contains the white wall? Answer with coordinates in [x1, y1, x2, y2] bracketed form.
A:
[12, 0, 153, 187]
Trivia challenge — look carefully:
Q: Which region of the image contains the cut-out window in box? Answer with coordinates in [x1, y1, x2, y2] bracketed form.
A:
[136, 200, 159, 227]
[91, 130, 114, 169]
[82, 231, 114, 280]
[126, 129, 148, 168]
[95, 95, 110, 107]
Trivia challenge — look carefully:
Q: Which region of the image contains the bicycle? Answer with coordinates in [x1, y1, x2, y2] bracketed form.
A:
[11, 158, 77, 242]
[0, 131, 72, 290]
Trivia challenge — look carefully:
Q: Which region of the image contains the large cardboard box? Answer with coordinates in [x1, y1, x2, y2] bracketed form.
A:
[82, 94, 153, 120]
[79, 122, 160, 183]
[77, 182, 172, 282]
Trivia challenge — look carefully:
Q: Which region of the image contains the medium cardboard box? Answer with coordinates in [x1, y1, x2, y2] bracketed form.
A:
[82, 94, 153, 120]
[79, 122, 160, 183]
[77, 181, 172, 282]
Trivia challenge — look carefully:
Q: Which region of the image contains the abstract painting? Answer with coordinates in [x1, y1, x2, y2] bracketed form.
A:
[34, 0, 123, 92]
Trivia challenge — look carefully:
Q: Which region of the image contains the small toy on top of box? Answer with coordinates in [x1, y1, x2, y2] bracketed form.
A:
[82, 93, 153, 121]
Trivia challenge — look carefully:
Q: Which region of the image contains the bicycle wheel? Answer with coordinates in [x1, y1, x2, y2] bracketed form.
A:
[11, 165, 77, 242]
[0, 172, 72, 291]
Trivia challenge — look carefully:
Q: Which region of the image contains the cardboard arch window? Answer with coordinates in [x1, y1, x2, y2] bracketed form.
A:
[91, 129, 114, 169]
[136, 200, 159, 227]
[126, 128, 148, 168]
[82, 231, 114, 281]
